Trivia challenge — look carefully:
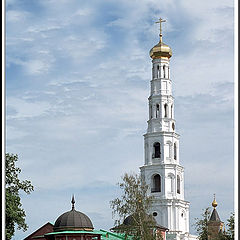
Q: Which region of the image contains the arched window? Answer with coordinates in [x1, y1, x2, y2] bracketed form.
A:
[153, 142, 161, 158]
[164, 104, 168, 117]
[156, 104, 160, 118]
[174, 143, 177, 160]
[163, 65, 166, 78]
[177, 175, 180, 194]
[157, 65, 160, 78]
[152, 174, 161, 192]
[171, 104, 173, 118]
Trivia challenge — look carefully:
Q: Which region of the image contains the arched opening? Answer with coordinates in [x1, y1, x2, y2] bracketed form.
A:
[171, 104, 173, 118]
[156, 104, 160, 118]
[177, 175, 180, 194]
[174, 143, 177, 160]
[151, 174, 161, 192]
[164, 104, 168, 117]
[153, 142, 161, 158]
[157, 65, 160, 78]
[163, 65, 166, 78]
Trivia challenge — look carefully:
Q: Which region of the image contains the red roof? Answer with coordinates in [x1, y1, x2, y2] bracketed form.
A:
[24, 222, 53, 240]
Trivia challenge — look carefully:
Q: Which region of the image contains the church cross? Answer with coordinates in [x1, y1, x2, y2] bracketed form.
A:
[155, 17, 166, 37]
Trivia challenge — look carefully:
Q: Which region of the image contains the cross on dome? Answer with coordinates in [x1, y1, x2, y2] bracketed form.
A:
[155, 17, 166, 42]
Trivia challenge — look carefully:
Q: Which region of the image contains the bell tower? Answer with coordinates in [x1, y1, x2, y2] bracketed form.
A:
[140, 18, 190, 238]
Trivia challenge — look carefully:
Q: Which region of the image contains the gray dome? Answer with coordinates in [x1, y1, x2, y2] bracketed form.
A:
[53, 196, 94, 232]
[123, 214, 157, 226]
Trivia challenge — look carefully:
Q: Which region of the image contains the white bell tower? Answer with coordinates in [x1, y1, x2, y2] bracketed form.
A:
[140, 18, 190, 239]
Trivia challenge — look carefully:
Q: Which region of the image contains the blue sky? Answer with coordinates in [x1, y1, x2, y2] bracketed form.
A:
[5, 0, 235, 239]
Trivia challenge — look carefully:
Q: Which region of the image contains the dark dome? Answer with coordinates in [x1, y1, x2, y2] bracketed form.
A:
[53, 197, 94, 232]
[123, 214, 157, 226]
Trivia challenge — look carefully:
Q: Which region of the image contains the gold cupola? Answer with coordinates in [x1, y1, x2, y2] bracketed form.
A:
[150, 18, 172, 59]
[212, 194, 218, 209]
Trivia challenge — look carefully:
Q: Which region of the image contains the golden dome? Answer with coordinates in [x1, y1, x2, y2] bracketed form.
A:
[149, 39, 172, 59]
[212, 194, 218, 208]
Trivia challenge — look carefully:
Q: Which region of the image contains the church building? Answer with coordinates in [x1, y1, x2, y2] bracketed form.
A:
[140, 18, 197, 240]
[208, 196, 224, 240]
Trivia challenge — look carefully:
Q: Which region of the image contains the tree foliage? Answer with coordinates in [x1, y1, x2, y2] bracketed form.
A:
[110, 173, 157, 240]
[225, 212, 234, 240]
[5, 153, 34, 240]
[194, 207, 211, 240]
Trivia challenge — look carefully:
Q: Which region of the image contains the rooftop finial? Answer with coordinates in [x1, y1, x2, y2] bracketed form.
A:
[71, 194, 75, 210]
[155, 17, 166, 43]
[212, 193, 218, 209]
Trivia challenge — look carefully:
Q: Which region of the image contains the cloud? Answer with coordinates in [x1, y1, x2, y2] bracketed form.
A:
[6, 97, 51, 119]
[6, 9, 29, 22]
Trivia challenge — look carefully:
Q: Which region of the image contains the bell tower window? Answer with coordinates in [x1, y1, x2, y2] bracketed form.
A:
[157, 65, 160, 78]
[153, 142, 161, 158]
[156, 104, 160, 118]
[164, 104, 168, 117]
[163, 65, 166, 78]
[174, 143, 177, 160]
[152, 174, 161, 192]
[177, 175, 180, 194]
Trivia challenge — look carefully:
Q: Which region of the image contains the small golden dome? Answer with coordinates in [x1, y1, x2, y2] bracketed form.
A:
[212, 194, 218, 208]
[149, 38, 172, 59]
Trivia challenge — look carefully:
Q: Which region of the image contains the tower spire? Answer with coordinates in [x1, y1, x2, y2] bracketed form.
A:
[155, 17, 166, 43]
[71, 194, 75, 210]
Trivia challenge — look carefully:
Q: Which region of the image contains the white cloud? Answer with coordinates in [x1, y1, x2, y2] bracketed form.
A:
[7, 97, 51, 119]
[74, 8, 92, 16]
[6, 10, 29, 22]
[24, 59, 51, 75]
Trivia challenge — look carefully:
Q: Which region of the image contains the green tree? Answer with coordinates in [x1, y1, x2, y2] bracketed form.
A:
[225, 212, 234, 240]
[194, 207, 211, 240]
[110, 173, 158, 240]
[5, 153, 34, 240]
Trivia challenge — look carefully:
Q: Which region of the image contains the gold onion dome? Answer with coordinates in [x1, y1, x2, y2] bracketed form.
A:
[150, 18, 172, 59]
[149, 37, 172, 59]
[212, 194, 218, 208]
